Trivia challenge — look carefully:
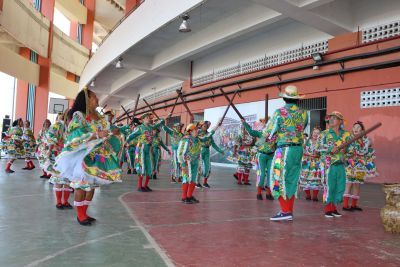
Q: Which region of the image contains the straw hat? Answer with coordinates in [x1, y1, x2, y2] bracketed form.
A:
[279, 85, 304, 99]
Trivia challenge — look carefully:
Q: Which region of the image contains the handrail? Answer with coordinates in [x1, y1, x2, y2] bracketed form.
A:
[98, 0, 145, 48]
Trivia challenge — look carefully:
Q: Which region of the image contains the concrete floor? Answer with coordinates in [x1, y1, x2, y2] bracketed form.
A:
[0, 159, 398, 267]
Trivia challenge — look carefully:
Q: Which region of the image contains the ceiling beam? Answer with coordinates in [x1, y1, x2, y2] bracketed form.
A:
[251, 0, 351, 36]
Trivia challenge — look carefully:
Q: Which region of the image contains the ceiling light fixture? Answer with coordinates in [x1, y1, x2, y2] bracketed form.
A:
[179, 14, 191, 33]
[116, 56, 123, 69]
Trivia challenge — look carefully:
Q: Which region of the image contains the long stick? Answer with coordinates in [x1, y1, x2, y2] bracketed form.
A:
[219, 87, 245, 120]
[265, 94, 269, 119]
[177, 90, 194, 123]
[167, 91, 181, 120]
[219, 91, 238, 126]
[132, 94, 140, 117]
[142, 98, 160, 120]
[336, 122, 382, 152]
[121, 105, 133, 123]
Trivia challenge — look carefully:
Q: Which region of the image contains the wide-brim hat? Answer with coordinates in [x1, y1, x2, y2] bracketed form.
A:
[279, 85, 304, 99]
[186, 123, 197, 133]
[327, 111, 344, 120]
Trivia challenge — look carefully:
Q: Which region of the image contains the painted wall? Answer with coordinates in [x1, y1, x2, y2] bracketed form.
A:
[150, 37, 400, 184]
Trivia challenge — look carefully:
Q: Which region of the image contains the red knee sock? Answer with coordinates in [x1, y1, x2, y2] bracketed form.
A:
[312, 190, 319, 200]
[324, 204, 331, 212]
[243, 173, 249, 183]
[83, 200, 91, 216]
[138, 175, 143, 189]
[343, 195, 350, 208]
[265, 186, 272, 196]
[257, 186, 262, 195]
[330, 203, 336, 211]
[181, 183, 189, 199]
[42, 170, 47, 176]
[203, 177, 208, 185]
[351, 197, 358, 208]
[187, 182, 196, 198]
[75, 202, 87, 221]
[55, 189, 62, 205]
[120, 162, 123, 168]
[304, 189, 311, 198]
[5, 161, 12, 171]
[237, 173, 243, 184]
[144, 176, 150, 187]
[29, 161, 35, 168]
[286, 196, 295, 212]
[63, 189, 71, 204]
[278, 196, 290, 213]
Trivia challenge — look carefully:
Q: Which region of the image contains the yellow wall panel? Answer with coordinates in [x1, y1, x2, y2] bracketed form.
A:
[0, 44, 39, 85]
[0, 0, 50, 57]
[49, 70, 79, 99]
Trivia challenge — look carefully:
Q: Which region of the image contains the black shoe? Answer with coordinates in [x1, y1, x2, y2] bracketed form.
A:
[306, 196, 311, 201]
[40, 174, 48, 178]
[63, 203, 73, 209]
[184, 198, 193, 204]
[243, 182, 251, 185]
[190, 197, 200, 203]
[127, 169, 132, 174]
[56, 203, 64, 210]
[87, 216, 96, 222]
[181, 198, 186, 203]
[325, 212, 334, 218]
[257, 194, 263, 200]
[195, 183, 203, 189]
[77, 217, 91, 226]
[5, 169, 15, 173]
[203, 183, 210, 189]
[22, 166, 30, 170]
[351, 206, 363, 211]
[145, 186, 152, 192]
[138, 187, 148, 192]
[312, 198, 318, 202]
[153, 174, 157, 180]
[331, 210, 342, 217]
[171, 177, 177, 183]
[342, 207, 353, 212]
[265, 194, 274, 200]
[233, 173, 238, 180]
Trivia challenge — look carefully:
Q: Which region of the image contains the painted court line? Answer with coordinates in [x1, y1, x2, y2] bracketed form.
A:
[119, 192, 176, 267]
[24, 228, 140, 267]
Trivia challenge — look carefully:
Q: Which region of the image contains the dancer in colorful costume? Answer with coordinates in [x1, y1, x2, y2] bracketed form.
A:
[46, 111, 73, 209]
[126, 113, 165, 192]
[343, 121, 377, 211]
[266, 85, 308, 221]
[151, 129, 170, 179]
[36, 119, 51, 178]
[317, 111, 351, 218]
[299, 126, 324, 201]
[196, 120, 224, 189]
[22, 120, 36, 170]
[178, 124, 217, 203]
[4, 119, 24, 173]
[163, 122, 184, 183]
[231, 124, 255, 186]
[55, 89, 122, 226]
[242, 118, 276, 200]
